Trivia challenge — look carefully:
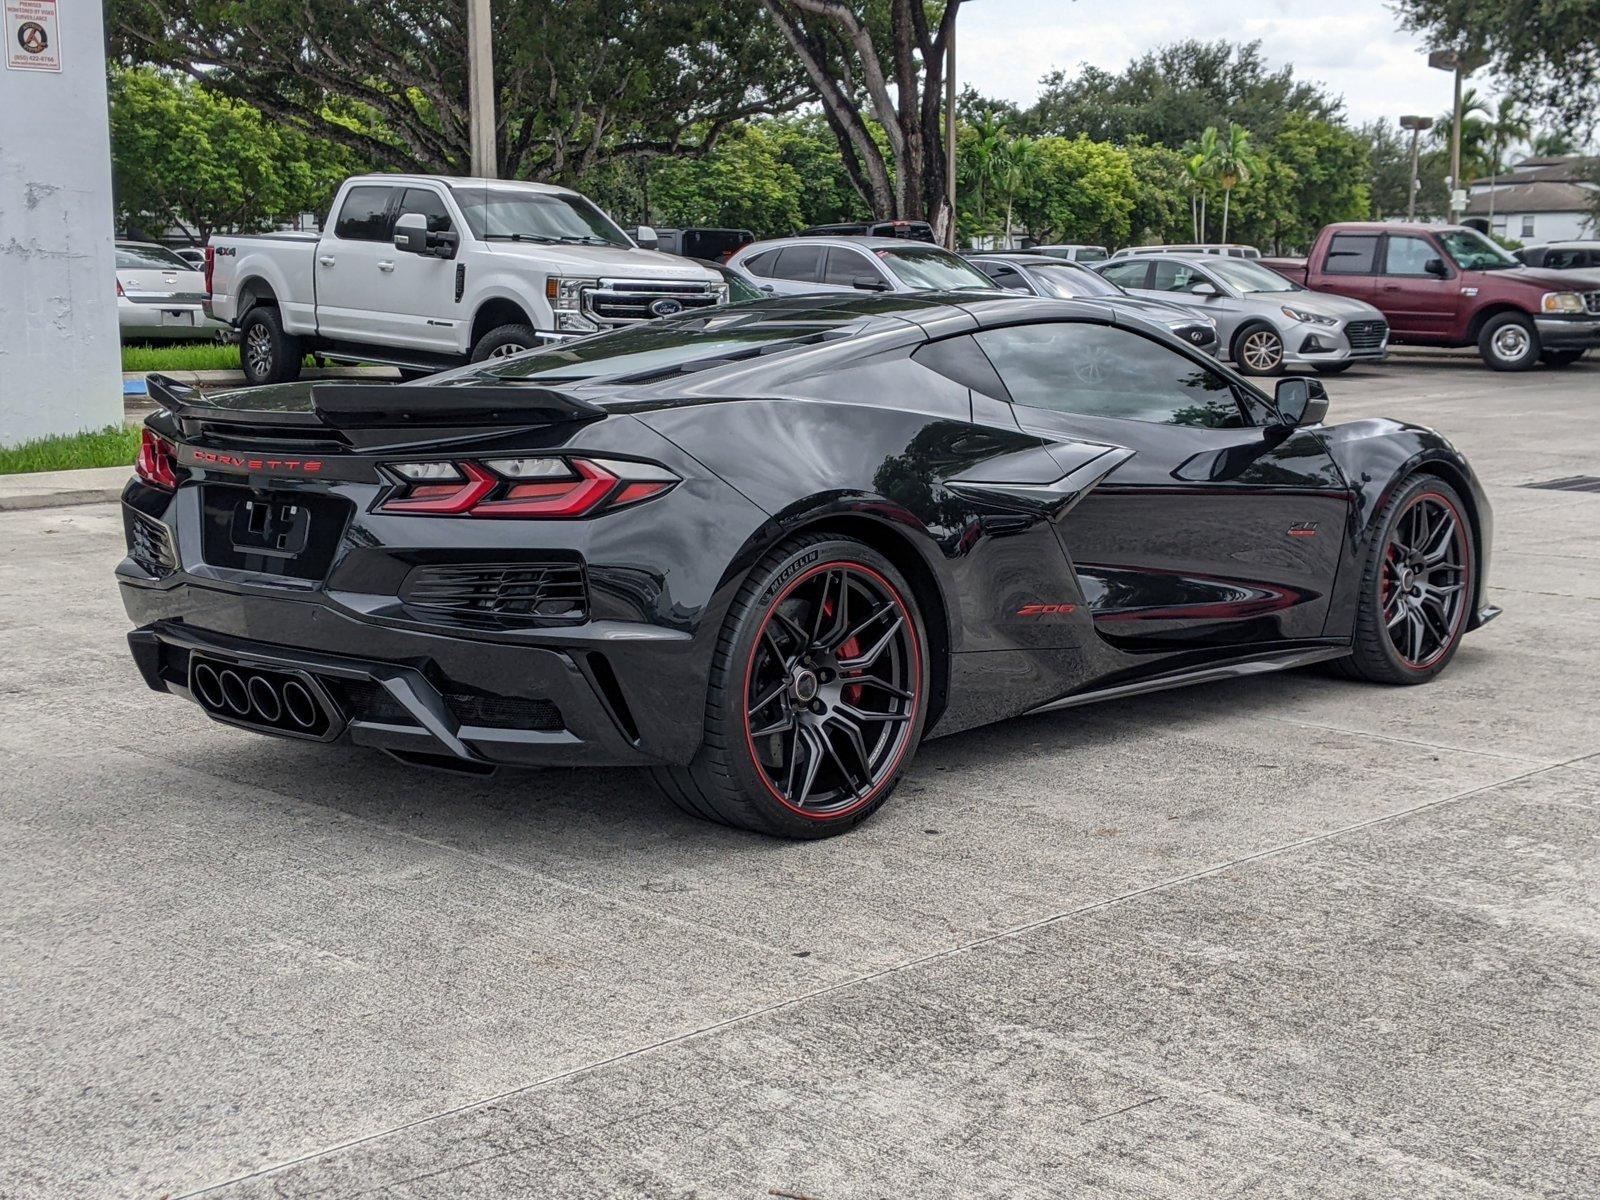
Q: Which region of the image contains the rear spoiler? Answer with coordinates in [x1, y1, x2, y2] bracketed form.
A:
[146, 374, 606, 433]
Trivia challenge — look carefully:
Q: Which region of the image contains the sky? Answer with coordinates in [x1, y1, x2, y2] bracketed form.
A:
[958, 0, 1495, 129]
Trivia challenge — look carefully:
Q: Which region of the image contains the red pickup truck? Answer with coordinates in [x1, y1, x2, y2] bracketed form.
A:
[1264, 223, 1600, 370]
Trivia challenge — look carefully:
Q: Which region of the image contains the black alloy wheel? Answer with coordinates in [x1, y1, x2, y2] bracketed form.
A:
[654, 535, 929, 837]
[1339, 475, 1474, 684]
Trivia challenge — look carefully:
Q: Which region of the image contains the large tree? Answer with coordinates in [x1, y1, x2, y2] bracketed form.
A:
[758, 0, 963, 234]
[1028, 39, 1342, 147]
[1393, 0, 1600, 133]
[110, 67, 358, 240]
[105, 0, 809, 182]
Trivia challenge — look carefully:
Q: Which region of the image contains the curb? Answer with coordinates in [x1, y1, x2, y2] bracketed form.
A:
[0, 488, 125, 513]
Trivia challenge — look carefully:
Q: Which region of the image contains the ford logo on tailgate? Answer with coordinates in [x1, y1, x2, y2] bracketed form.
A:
[650, 298, 684, 317]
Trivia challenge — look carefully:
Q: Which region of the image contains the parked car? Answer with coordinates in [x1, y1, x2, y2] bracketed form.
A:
[966, 253, 1218, 354]
[116, 241, 225, 342]
[1262, 222, 1600, 370]
[692, 258, 771, 304]
[1111, 243, 1262, 259]
[1097, 252, 1388, 375]
[205, 174, 728, 385]
[121, 292, 1496, 838]
[172, 247, 207, 269]
[1514, 241, 1600, 271]
[728, 236, 994, 296]
[798, 219, 936, 243]
[1024, 244, 1110, 263]
[654, 227, 754, 262]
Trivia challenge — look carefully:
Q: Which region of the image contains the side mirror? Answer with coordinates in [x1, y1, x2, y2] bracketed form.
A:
[852, 275, 890, 292]
[393, 212, 429, 255]
[394, 212, 458, 259]
[632, 225, 659, 251]
[1424, 256, 1449, 278]
[1190, 281, 1219, 297]
[1275, 376, 1330, 427]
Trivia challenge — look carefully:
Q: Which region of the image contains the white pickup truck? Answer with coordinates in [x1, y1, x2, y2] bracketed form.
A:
[205, 174, 728, 384]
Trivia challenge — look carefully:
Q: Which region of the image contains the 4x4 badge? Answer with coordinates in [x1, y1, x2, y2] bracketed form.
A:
[1288, 522, 1319, 538]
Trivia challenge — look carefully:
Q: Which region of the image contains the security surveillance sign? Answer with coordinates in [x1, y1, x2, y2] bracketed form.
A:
[6, 0, 60, 72]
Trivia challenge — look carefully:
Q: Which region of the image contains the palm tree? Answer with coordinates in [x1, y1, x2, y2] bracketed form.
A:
[1531, 129, 1577, 157]
[1188, 126, 1220, 241]
[966, 110, 1009, 234]
[1434, 87, 1493, 185]
[1211, 123, 1261, 244]
[1484, 97, 1531, 225]
[993, 135, 1037, 248]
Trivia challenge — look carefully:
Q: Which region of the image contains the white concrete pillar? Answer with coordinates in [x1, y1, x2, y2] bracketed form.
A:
[0, 0, 122, 447]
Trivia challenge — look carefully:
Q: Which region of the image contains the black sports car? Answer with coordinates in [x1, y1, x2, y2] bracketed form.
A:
[118, 293, 1496, 838]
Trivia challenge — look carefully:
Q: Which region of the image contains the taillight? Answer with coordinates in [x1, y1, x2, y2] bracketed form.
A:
[134, 429, 181, 491]
[378, 457, 678, 518]
[203, 245, 215, 295]
[116, 278, 125, 298]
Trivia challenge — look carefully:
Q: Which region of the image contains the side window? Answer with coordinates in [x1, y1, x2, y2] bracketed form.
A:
[1099, 261, 1149, 289]
[974, 262, 1030, 292]
[771, 244, 825, 283]
[822, 248, 879, 287]
[1324, 233, 1379, 275]
[1383, 235, 1440, 276]
[742, 249, 779, 278]
[398, 187, 453, 234]
[1151, 261, 1210, 293]
[974, 321, 1246, 429]
[333, 186, 397, 241]
[1546, 248, 1580, 270]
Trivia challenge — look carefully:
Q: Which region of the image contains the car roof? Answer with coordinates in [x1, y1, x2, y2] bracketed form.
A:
[344, 173, 575, 197]
[1102, 252, 1221, 266]
[738, 236, 955, 254]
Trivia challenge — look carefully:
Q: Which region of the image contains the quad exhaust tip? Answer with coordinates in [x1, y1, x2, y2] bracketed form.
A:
[189, 656, 332, 736]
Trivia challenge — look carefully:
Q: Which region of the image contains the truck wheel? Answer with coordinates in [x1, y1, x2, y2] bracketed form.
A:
[239, 307, 302, 386]
[1233, 324, 1285, 376]
[1540, 349, 1586, 368]
[1478, 312, 1540, 371]
[470, 323, 540, 363]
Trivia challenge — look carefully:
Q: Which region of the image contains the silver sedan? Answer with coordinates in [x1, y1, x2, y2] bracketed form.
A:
[1095, 253, 1389, 376]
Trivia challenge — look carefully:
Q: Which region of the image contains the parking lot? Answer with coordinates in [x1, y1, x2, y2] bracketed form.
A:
[2, 352, 1597, 1198]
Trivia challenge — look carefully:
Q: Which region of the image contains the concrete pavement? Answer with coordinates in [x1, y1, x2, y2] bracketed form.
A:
[0, 356, 1596, 1198]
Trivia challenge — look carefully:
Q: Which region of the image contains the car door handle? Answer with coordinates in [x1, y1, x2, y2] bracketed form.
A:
[377, 260, 396, 272]
[318, 255, 336, 267]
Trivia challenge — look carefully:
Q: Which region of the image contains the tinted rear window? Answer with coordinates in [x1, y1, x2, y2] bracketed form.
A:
[334, 186, 396, 241]
[1324, 233, 1379, 275]
[116, 244, 192, 271]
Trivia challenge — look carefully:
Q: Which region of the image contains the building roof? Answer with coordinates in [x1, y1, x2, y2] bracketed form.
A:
[1472, 155, 1598, 186]
[1464, 180, 1597, 216]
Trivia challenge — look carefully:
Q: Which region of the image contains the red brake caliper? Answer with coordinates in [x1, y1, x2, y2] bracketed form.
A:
[822, 598, 864, 704]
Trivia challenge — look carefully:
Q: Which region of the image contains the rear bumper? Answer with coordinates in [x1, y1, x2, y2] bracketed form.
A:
[1534, 316, 1600, 350]
[122, 592, 688, 770]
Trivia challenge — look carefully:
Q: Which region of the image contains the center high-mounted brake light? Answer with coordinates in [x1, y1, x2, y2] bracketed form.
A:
[378, 456, 679, 518]
[134, 428, 182, 490]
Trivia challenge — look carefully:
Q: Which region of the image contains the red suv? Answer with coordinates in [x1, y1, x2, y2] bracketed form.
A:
[1264, 223, 1600, 370]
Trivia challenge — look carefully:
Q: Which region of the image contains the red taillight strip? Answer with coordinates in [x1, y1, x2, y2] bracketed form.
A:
[380, 461, 498, 514]
[471, 458, 618, 517]
[134, 429, 181, 490]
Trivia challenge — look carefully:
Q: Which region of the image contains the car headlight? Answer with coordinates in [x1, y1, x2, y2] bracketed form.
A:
[546, 276, 600, 332]
[1540, 291, 1585, 314]
[1281, 305, 1338, 327]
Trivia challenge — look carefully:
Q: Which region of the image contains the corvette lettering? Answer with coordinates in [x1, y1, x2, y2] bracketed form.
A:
[190, 449, 323, 474]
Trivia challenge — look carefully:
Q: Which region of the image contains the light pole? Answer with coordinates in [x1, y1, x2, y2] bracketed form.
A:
[1399, 115, 1433, 221]
[467, 0, 497, 178]
[1428, 48, 1484, 221]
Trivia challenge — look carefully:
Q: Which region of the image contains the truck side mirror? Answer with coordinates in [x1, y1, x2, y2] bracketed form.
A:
[1424, 256, 1449, 278]
[393, 212, 430, 255]
[632, 225, 659, 251]
[1275, 376, 1330, 427]
[394, 213, 458, 259]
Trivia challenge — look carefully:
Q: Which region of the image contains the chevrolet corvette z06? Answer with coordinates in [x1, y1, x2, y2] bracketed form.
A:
[118, 292, 1496, 837]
